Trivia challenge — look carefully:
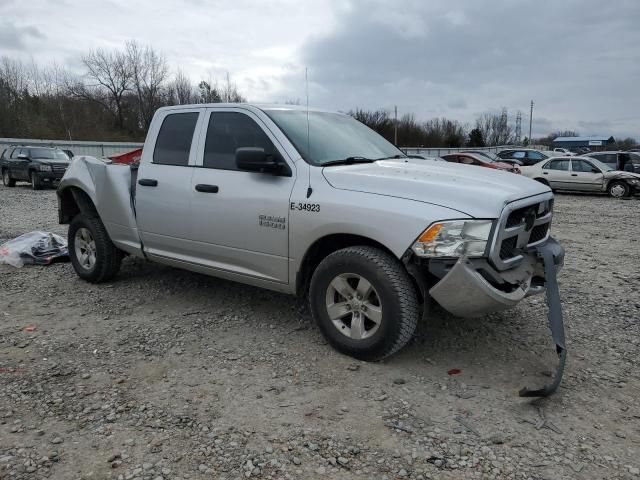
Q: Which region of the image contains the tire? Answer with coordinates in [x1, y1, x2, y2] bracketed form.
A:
[608, 181, 630, 198]
[68, 214, 123, 283]
[30, 171, 42, 190]
[309, 246, 419, 361]
[2, 169, 15, 187]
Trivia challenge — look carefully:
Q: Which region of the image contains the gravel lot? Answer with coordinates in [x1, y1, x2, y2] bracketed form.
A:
[1, 182, 639, 480]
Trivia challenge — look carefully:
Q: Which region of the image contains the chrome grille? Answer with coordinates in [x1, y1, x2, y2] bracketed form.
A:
[51, 163, 68, 177]
[489, 194, 553, 271]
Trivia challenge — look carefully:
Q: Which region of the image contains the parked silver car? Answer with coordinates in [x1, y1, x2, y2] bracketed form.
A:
[521, 156, 640, 197]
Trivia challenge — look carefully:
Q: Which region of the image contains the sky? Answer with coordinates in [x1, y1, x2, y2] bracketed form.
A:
[1, 0, 639, 138]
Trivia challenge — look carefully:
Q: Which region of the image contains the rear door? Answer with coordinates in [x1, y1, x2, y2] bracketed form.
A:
[570, 159, 604, 191]
[186, 107, 296, 284]
[135, 108, 205, 260]
[541, 159, 571, 189]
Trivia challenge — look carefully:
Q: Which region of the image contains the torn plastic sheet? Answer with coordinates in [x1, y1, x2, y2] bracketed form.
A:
[519, 237, 567, 397]
[0, 231, 68, 268]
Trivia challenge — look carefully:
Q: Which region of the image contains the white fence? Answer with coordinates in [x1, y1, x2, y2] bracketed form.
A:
[0, 138, 143, 157]
[401, 144, 548, 157]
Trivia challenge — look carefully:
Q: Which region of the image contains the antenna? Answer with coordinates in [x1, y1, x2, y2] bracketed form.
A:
[305, 67, 312, 198]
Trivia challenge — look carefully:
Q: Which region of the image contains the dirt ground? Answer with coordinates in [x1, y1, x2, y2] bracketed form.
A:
[1, 182, 639, 480]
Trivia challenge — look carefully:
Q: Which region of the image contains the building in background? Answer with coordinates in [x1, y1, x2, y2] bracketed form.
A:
[552, 136, 615, 152]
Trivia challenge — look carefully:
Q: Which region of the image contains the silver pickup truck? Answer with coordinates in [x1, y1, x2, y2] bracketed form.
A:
[57, 104, 565, 374]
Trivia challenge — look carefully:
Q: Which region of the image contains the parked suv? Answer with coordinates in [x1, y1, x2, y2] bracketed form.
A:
[1, 146, 71, 189]
[497, 149, 551, 166]
[584, 151, 640, 174]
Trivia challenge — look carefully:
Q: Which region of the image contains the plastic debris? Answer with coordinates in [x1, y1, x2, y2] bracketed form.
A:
[0, 231, 68, 268]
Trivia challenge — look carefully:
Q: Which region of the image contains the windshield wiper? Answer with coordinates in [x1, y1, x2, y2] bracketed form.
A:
[375, 154, 405, 160]
[321, 156, 377, 167]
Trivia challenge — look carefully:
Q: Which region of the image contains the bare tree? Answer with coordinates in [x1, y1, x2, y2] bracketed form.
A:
[170, 69, 193, 105]
[475, 108, 514, 146]
[126, 41, 169, 128]
[78, 48, 132, 129]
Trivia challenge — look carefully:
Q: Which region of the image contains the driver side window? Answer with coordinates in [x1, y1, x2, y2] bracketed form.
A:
[572, 160, 597, 173]
[203, 112, 276, 170]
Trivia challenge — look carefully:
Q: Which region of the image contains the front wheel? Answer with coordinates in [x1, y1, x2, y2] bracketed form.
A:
[69, 214, 123, 283]
[309, 246, 419, 361]
[30, 171, 42, 190]
[2, 169, 16, 187]
[608, 181, 630, 198]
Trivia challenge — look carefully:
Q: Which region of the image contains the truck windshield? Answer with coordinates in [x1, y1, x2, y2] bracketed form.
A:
[264, 109, 405, 166]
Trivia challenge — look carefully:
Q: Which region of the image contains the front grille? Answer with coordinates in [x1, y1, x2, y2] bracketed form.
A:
[529, 223, 549, 244]
[51, 164, 68, 178]
[490, 195, 553, 270]
[499, 236, 517, 260]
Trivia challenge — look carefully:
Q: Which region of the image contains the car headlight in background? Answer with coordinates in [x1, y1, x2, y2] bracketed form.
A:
[411, 220, 493, 258]
[38, 165, 52, 172]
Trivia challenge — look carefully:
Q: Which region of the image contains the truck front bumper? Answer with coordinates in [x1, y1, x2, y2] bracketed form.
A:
[428, 237, 564, 318]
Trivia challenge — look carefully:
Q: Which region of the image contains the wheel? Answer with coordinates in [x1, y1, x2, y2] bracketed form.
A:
[309, 246, 419, 361]
[608, 181, 629, 198]
[2, 169, 15, 187]
[68, 214, 123, 283]
[30, 171, 42, 190]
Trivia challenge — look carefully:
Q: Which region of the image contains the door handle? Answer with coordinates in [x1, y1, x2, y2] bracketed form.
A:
[138, 178, 158, 186]
[571, 174, 578, 176]
[195, 184, 219, 193]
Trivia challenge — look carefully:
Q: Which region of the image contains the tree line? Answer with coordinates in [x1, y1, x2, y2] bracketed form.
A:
[0, 41, 245, 142]
[0, 42, 636, 148]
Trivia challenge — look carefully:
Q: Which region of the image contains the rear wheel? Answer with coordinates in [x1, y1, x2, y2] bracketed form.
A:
[30, 171, 42, 190]
[608, 181, 629, 198]
[309, 246, 419, 361]
[2, 169, 15, 187]
[69, 214, 122, 283]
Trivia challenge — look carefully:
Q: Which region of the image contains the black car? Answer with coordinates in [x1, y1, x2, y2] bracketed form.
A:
[1, 146, 71, 190]
[496, 149, 550, 166]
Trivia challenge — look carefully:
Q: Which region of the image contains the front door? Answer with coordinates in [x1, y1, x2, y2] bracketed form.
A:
[135, 108, 204, 260]
[187, 108, 295, 284]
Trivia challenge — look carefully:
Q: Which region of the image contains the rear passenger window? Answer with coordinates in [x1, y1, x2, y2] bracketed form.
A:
[203, 112, 276, 170]
[544, 159, 569, 171]
[512, 151, 525, 159]
[153, 112, 199, 166]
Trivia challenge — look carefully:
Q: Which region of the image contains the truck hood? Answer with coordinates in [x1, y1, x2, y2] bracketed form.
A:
[322, 160, 550, 218]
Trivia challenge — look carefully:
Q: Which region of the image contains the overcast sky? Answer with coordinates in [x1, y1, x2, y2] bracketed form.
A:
[1, 0, 639, 138]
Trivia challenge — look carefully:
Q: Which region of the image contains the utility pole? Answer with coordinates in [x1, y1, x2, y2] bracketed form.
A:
[394, 105, 398, 145]
[528, 100, 534, 143]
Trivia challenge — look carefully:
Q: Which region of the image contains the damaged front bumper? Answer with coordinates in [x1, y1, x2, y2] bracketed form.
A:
[411, 237, 567, 397]
[429, 237, 564, 318]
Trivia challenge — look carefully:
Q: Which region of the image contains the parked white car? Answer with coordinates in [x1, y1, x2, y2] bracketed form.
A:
[521, 156, 640, 197]
[552, 148, 575, 156]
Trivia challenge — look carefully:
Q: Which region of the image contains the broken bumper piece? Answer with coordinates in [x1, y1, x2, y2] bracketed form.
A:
[429, 237, 567, 397]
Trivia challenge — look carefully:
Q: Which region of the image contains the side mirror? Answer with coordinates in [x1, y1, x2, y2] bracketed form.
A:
[235, 147, 283, 175]
[17, 154, 28, 160]
[591, 168, 600, 174]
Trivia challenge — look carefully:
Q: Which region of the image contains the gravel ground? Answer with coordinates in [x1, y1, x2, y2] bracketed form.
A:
[1, 182, 639, 480]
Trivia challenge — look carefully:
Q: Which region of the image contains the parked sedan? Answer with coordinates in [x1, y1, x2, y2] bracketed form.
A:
[521, 156, 640, 198]
[441, 152, 521, 173]
[497, 149, 551, 166]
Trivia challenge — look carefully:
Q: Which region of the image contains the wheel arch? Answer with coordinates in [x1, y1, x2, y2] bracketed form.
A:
[296, 233, 400, 298]
[58, 186, 99, 224]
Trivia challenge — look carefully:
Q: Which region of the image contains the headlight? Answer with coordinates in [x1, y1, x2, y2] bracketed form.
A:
[411, 220, 493, 258]
[38, 165, 52, 172]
